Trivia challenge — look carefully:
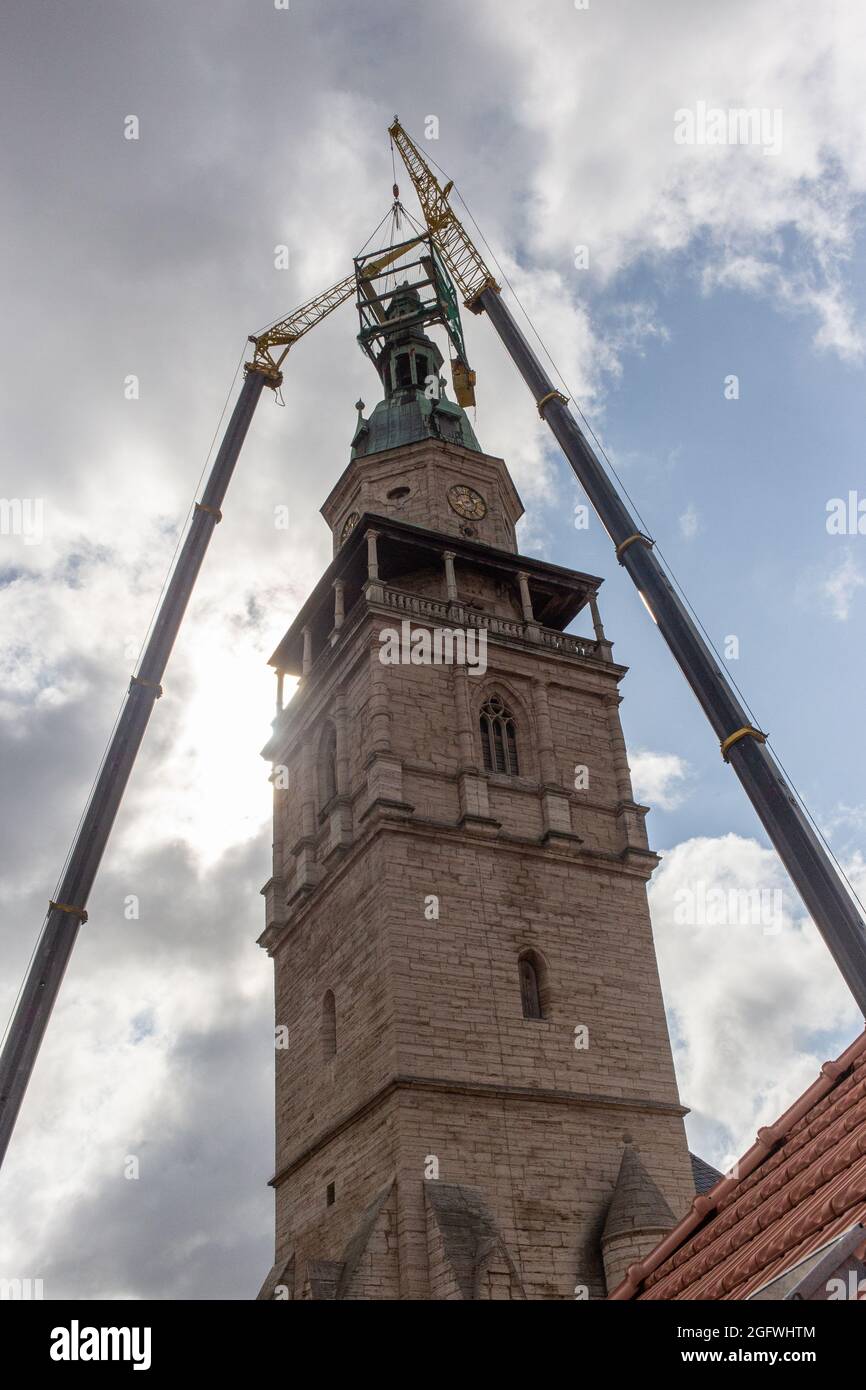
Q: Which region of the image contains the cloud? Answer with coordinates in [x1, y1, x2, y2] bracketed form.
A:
[820, 549, 866, 621]
[630, 749, 691, 810]
[678, 503, 700, 539]
[0, 836, 274, 1300]
[479, 0, 866, 358]
[649, 834, 862, 1168]
[826, 805, 866, 840]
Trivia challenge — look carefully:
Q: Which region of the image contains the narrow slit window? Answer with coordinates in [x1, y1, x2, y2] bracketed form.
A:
[321, 990, 336, 1060]
[319, 723, 337, 810]
[519, 954, 544, 1020]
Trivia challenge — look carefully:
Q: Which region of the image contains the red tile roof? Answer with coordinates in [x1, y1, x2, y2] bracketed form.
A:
[610, 1027, 866, 1300]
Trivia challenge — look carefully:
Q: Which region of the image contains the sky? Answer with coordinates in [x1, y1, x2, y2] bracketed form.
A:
[1, 0, 865, 1299]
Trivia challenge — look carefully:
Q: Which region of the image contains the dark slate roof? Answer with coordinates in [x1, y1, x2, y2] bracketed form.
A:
[690, 1151, 724, 1195]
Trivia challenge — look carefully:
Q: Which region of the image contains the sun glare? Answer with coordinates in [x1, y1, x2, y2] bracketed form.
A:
[122, 616, 277, 869]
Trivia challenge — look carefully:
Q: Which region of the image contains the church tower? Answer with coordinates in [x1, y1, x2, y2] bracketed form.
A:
[257, 245, 694, 1300]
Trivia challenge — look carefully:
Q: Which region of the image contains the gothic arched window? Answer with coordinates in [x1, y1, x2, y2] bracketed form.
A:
[321, 990, 336, 1060]
[518, 952, 545, 1020]
[318, 722, 337, 810]
[480, 696, 520, 776]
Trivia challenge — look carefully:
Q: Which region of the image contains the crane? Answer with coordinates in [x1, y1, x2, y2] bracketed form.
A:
[247, 227, 475, 400]
[1, 123, 864, 1175]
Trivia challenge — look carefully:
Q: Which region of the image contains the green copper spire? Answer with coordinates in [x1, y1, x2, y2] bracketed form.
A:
[351, 283, 481, 458]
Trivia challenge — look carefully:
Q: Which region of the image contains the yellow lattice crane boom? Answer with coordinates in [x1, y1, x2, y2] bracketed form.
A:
[249, 234, 427, 382]
[388, 118, 500, 311]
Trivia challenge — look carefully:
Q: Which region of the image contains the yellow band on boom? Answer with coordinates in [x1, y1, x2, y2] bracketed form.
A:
[129, 675, 163, 699]
[49, 900, 88, 923]
[536, 389, 568, 417]
[616, 532, 654, 564]
[721, 725, 767, 761]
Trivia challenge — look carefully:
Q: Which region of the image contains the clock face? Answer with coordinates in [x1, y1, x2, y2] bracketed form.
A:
[448, 484, 487, 520]
[340, 511, 360, 544]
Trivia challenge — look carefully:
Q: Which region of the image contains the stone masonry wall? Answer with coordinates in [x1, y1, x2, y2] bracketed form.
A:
[262, 522, 691, 1298]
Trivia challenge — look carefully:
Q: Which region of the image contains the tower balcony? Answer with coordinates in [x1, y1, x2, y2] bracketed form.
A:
[265, 573, 618, 753]
[266, 512, 616, 716]
[376, 584, 603, 662]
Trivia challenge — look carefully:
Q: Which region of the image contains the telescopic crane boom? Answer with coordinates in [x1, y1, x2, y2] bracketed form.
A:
[0, 231, 429, 1170]
[389, 117, 866, 1017]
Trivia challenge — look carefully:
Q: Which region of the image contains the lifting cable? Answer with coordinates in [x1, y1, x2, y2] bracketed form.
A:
[421, 150, 866, 924]
[257, 198, 403, 347]
[357, 202, 404, 302]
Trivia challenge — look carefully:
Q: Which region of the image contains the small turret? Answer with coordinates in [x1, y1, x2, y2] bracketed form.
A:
[601, 1143, 677, 1294]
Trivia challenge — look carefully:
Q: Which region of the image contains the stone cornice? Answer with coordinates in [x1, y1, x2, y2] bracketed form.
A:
[258, 813, 660, 955]
[269, 1073, 688, 1188]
